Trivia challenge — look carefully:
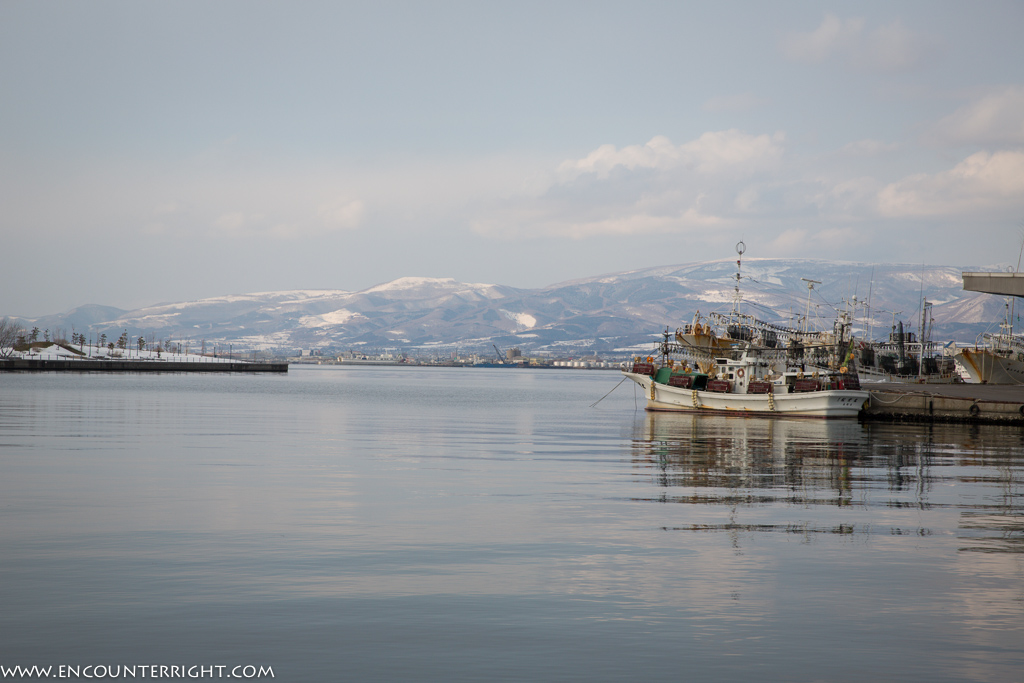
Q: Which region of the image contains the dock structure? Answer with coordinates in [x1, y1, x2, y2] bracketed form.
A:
[962, 271, 1024, 298]
[0, 359, 288, 373]
[863, 383, 1024, 424]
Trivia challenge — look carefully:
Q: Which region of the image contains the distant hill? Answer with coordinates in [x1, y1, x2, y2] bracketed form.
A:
[7, 260, 1009, 356]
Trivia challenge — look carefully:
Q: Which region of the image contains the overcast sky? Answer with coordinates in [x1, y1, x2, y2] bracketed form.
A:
[2, 1, 1023, 316]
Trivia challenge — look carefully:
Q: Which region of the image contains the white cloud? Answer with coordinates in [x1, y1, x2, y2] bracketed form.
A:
[557, 130, 785, 181]
[927, 86, 1024, 146]
[769, 226, 861, 254]
[474, 206, 726, 240]
[474, 130, 786, 239]
[208, 196, 366, 239]
[474, 129, 1024, 243]
[878, 150, 1024, 217]
[213, 211, 255, 232]
[557, 135, 680, 180]
[684, 129, 786, 175]
[770, 228, 810, 254]
[562, 207, 726, 237]
[267, 222, 302, 239]
[858, 20, 932, 71]
[685, 130, 786, 174]
[816, 177, 884, 217]
[781, 15, 933, 71]
[317, 199, 366, 230]
[781, 14, 865, 63]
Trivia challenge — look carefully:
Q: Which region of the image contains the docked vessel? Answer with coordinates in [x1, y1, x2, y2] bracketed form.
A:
[954, 303, 1024, 384]
[853, 323, 961, 384]
[621, 243, 870, 418]
[623, 335, 868, 418]
[825, 293, 961, 384]
[957, 346, 1024, 384]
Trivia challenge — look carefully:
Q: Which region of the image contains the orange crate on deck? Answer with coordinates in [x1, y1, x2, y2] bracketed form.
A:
[747, 380, 773, 394]
[793, 378, 821, 392]
[706, 379, 732, 393]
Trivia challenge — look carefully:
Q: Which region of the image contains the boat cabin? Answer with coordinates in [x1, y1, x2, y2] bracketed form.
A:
[631, 351, 860, 395]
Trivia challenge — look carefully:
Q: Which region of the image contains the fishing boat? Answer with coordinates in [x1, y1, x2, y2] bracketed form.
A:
[954, 302, 1024, 384]
[623, 334, 868, 418]
[841, 292, 962, 383]
[621, 243, 870, 418]
[853, 323, 961, 384]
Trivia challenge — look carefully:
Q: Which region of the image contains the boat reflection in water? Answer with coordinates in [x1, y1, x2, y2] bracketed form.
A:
[628, 412, 1024, 552]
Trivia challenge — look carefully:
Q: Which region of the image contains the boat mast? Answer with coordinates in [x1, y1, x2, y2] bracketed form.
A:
[801, 278, 821, 334]
[733, 241, 745, 318]
[919, 298, 932, 380]
[1001, 298, 1012, 340]
[864, 266, 874, 342]
[1012, 234, 1024, 336]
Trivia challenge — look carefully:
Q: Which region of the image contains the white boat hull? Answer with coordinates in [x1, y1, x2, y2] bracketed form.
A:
[624, 372, 869, 418]
[955, 348, 1024, 385]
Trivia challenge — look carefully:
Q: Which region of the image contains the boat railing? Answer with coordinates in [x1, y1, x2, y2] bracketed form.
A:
[979, 331, 1024, 353]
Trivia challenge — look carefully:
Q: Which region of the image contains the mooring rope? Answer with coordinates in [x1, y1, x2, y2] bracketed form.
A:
[869, 390, 957, 404]
[590, 376, 628, 408]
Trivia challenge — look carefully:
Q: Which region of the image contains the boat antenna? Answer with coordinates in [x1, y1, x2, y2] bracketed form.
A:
[800, 278, 821, 334]
[866, 267, 874, 342]
[1012, 219, 1024, 274]
[733, 241, 746, 317]
[889, 309, 903, 341]
[1011, 225, 1024, 334]
[915, 263, 925, 337]
[919, 298, 932, 380]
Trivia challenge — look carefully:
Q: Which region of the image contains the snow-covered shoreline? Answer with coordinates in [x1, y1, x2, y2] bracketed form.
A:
[4, 342, 242, 364]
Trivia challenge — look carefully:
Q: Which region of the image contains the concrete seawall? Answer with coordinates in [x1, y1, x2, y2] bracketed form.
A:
[863, 383, 1024, 424]
[0, 359, 288, 373]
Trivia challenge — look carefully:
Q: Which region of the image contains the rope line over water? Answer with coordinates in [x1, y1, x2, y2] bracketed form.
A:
[590, 376, 628, 408]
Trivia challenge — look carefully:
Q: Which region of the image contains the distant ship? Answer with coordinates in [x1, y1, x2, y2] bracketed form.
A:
[954, 303, 1024, 384]
[853, 322, 961, 384]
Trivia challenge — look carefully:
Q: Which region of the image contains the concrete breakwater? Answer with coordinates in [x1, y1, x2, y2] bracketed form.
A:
[0, 358, 288, 373]
[863, 383, 1024, 424]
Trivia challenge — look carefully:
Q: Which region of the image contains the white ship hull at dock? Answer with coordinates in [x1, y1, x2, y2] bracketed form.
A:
[955, 347, 1024, 385]
[951, 303, 1024, 385]
[623, 371, 869, 418]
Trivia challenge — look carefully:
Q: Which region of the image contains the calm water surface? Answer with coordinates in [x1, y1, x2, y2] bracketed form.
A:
[0, 366, 1022, 681]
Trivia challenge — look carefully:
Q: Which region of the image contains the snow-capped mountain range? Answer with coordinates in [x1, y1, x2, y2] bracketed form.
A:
[10, 259, 1012, 355]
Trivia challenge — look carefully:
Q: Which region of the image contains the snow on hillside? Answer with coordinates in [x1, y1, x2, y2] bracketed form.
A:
[362, 277, 508, 298]
[299, 309, 365, 328]
[501, 310, 537, 329]
[244, 289, 351, 300]
[4, 260, 1011, 355]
